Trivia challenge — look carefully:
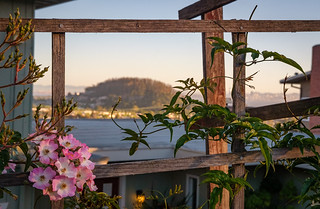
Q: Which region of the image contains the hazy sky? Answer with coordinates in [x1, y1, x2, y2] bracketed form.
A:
[34, 0, 320, 95]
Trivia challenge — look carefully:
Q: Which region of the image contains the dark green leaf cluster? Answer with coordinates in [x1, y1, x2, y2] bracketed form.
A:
[208, 37, 304, 74]
[202, 170, 253, 209]
[64, 185, 121, 209]
[112, 36, 320, 208]
[112, 98, 183, 156]
[142, 185, 187, 209]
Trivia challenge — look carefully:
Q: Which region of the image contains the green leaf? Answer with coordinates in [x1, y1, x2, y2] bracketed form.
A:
[129, 142, 139, 156]
[11, 131, 22, 143]
[19, 142, 29, 156]
[146, 113, 153, 121]
[311, 124, 320, 130]
[231, 42, 246, 50]
[261, 50, 275, 59]
[237, 47, 259, 57]
[121, 137, 138, 141]
[138, 114, 148, 123]
[24, 153, 32, 172]
[209, 187, 223, 209]
[0, 149, 10, 171]
[258, 138, 272, 176]
[208, 37, 232, 50]
[174, 134, 190, 156]
[300, 177, 315, 197]
[185, 114, 204, 132]
[272, 52, 304, 73]
[123, 129, 138, 137]
[139, 139, 150, 149]
[256, 131, 276, 142]
[169, 92, 181, 107]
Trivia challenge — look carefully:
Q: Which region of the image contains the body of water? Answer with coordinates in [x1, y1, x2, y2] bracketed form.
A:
[63, 119, 206, 152]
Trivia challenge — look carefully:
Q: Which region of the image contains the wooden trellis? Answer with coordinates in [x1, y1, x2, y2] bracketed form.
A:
[1, 1, 320, 209]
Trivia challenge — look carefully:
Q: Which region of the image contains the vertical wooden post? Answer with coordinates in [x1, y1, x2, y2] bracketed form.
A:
[231, 32, 246, 209]
[202, 8, 229, 209]
[51, 32, 65, 209]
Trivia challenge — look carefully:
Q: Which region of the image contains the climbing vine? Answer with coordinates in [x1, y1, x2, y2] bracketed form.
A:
[113, 37, 320, 208]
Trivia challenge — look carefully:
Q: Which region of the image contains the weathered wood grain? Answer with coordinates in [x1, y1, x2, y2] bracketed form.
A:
[179, 0, 236, 20]
[191, 97, 320, 129]
[231, 32, 246, 209]
[1, 147, 319, 187]
[52, 32, 65, 126]
[0, 19, 320, 33]
[202, 8, 229, 209]
[51, 32, 65, 209]
[247, 97, 320, 121]
[93, 146, 320, 178]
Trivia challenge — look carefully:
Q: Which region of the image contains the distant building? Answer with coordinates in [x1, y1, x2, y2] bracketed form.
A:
[280, 44, 320, 134]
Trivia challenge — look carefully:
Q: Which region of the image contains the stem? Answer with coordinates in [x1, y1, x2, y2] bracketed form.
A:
[110, 98, 124, 130]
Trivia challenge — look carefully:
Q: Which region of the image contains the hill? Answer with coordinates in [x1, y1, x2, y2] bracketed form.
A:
[67, 77, 176, 109]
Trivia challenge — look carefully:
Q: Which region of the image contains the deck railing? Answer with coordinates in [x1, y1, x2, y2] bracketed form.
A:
[0, 4, 320, 209]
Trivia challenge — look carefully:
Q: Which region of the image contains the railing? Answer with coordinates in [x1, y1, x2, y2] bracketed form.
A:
[0, 7, 320, 209]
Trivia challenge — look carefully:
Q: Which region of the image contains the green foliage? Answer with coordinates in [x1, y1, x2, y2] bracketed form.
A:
[110, 35, 320, 208]
[208, 37, 304, 74]
[0, 9, 76, 200]
[202, 170, 253, 209]
[245, 173, 298, 209]
[64, 185, 121, 209]
[142, 185, 188, 209]
[287, 157, 320, 208]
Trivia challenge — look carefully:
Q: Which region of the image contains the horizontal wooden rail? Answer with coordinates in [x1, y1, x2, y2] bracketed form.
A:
[1, 146, 319, 187]
[247, 96, 320, 121]
[0, 19, 320, 33]
[193, 97, 320, 128]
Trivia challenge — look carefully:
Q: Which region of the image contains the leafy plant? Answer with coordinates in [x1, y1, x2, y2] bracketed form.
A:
[202, 170, 253, 209]
[141, 185, 188, 209]
[64, 185, 121, 209]
[111, 35, 320, 208]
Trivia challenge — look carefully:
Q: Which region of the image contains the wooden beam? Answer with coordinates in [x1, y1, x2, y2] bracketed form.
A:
[0, 19, 320, 33]
[52, 32, 65, 114]
[93, 146, 320, 178]
[191, 97, 320, 129]
[179, 0, 236, 20]
[202, 8, 229, 209]
[231, 32, 246, 209]
[246, 97, 320, 121]
[1, 146, 319, 186]
[51, 32, 65, 209]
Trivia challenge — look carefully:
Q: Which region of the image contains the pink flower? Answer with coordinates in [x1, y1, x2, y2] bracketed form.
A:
[62, 149, 81, 160]
[39, 139, 58, 164]
[75, 167, 92, 190]
[29, 133, 57, 144]
[52, 176, 76, 198]
[77, 146, 95, 170]
[55, 157, 77, 178]
[1, 163, 16, 174]
[43, 186, 62, 201]
[58, 134, 81, 150]
[29, 167, 56, 190]
[86, 174, 98, 191]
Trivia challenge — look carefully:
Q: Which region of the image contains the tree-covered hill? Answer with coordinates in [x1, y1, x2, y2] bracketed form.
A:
[68, 77, 176, 109]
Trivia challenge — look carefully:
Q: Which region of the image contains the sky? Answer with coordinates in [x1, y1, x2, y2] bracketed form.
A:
[33, 0, 320, 95]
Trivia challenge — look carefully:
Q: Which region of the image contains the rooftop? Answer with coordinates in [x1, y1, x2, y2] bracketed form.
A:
[35, 0, 74, 9]
[279, 71, 310, 84]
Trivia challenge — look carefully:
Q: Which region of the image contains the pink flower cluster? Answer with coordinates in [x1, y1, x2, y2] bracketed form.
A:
[28, 133, 97, 200]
